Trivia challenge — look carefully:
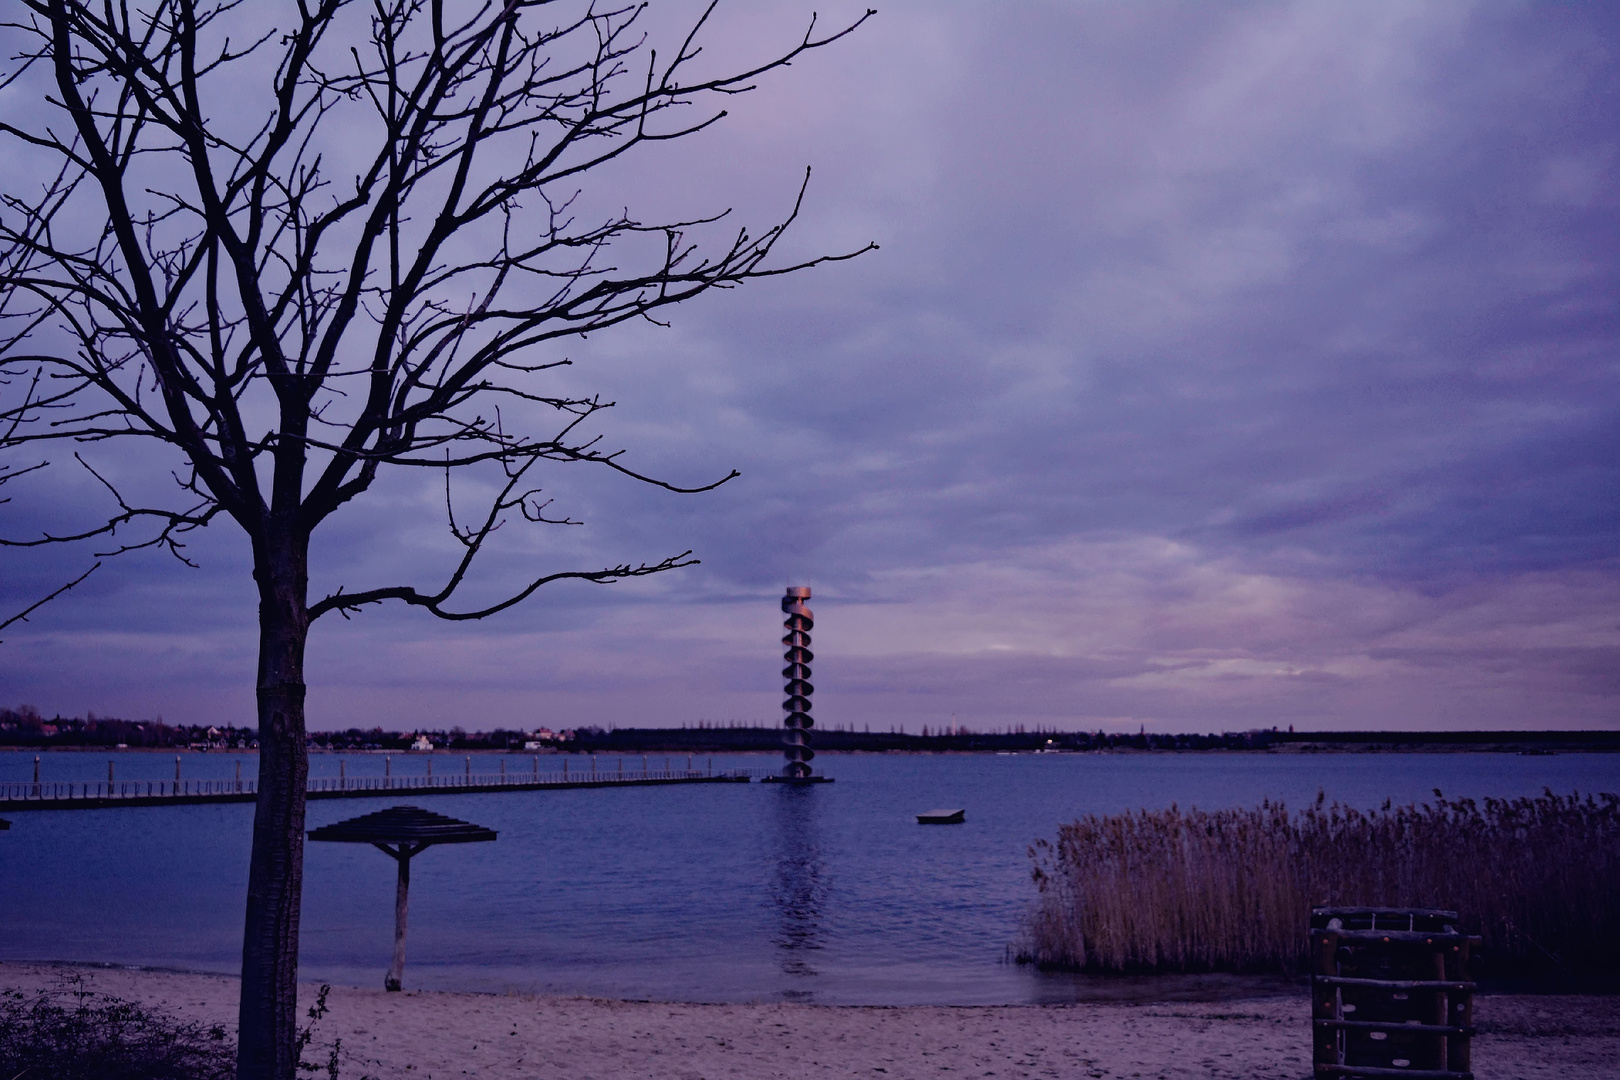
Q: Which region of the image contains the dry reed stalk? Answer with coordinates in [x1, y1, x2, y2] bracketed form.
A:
[1019, 790, 1620, 976]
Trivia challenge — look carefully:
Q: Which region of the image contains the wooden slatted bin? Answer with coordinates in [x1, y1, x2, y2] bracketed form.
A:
[1310, 907, 1478, 1079]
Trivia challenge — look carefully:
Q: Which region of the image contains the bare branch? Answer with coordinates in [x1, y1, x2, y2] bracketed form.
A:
[309, 551, 698, 622]
[0, 558, 100, 641]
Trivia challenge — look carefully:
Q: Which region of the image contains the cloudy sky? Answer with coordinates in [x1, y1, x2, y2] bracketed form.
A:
[3, 1, 1617, 733]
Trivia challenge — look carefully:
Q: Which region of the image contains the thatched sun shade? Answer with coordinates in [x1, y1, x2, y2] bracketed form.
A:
[309, 805, 496, 991]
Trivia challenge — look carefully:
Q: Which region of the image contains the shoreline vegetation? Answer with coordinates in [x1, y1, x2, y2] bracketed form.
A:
[4, 706, 1618, 754]
[1018, 790, 1620, 980]
[0, 973, 235, 1080]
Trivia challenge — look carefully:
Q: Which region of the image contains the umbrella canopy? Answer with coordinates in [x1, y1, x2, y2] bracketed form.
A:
[308, 805, 496, 846]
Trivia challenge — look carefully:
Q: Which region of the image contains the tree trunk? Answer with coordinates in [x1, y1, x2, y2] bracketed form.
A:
[237, 533, 311, 1080]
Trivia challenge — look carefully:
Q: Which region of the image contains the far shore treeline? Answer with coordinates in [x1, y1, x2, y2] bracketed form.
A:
[3, 705, 1617, 754]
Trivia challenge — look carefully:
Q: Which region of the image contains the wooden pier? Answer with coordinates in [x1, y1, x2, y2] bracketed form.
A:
[0, 764, 763, 811]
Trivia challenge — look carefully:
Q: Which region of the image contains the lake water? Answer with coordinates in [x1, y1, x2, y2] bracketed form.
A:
[1, 749, 1616, 1004]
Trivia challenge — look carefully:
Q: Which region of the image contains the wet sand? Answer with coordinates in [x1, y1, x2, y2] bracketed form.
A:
[2, 962, 1614, 1079]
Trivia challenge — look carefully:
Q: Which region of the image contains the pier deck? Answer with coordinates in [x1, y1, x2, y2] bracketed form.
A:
[0, 767, 762, 811]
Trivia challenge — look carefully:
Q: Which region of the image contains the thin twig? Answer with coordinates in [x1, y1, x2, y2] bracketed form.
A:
[0, 560, 101, 642]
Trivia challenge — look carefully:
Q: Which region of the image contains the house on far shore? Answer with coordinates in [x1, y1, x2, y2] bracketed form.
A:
[523, 728, 560, 751]
[410, 735, 434, 752]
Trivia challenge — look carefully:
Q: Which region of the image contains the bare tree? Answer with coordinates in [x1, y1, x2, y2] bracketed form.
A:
[0, 1, 872, 1076]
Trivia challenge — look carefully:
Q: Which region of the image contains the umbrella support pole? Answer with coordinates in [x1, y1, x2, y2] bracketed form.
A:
[376, 841, 428, 991]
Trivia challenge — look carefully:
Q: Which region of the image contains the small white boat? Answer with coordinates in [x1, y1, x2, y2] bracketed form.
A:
[916, 808, 965, 824]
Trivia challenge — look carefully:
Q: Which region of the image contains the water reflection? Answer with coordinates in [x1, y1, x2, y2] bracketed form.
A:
[767, 784, 829, 991]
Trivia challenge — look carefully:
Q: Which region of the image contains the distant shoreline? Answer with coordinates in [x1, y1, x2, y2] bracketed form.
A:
[4, 730, 1619, 755]
[7, 701, 1618, 754]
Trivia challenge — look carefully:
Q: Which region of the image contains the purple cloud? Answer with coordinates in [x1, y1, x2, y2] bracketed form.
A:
[3, 1, 1617, 732]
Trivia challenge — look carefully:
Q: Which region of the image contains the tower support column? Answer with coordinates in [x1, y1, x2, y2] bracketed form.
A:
[766, 586, 832, 784]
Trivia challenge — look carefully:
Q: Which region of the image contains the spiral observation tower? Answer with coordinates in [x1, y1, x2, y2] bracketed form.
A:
[765, 586, 832, 783]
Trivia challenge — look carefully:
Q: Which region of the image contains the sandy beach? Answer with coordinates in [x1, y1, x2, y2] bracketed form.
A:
[2, 962, 1615, 1079]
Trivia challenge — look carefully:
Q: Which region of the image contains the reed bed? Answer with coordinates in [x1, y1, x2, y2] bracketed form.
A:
[1018, 789, 1620, 976]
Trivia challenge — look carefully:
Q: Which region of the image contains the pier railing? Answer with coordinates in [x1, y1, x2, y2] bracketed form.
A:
[0, 765, 774, 807]
[0, 778, 258, 802]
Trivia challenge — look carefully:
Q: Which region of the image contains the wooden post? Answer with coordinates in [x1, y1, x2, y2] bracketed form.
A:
[384, 843, 417, 992]
[426, 756, 433, 780]
[33, 756, 40, 784]
[1313, 928, 1341, 1070]
[501, 758, 506, 780]
[236, 759, 243, 792]
[175, 755, 182, 781]
[1454, 936, 1477, 1074]
[339, 758, 346, 785]
[108, 760, 114, 785]
[532, 756, 538, 779]
[385, 755, 391, 788]
[465, 755, 471, 781]
[1432, 949, 1450, 1072]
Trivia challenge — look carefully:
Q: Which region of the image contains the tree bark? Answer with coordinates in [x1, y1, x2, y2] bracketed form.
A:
[237, 531, 311, 1080]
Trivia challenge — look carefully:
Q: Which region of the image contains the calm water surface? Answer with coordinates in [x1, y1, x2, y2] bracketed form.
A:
[2, 749, 1615, 1004]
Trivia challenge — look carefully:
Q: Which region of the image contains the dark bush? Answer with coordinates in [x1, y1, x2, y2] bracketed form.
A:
[0, 976, 234, 1080]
